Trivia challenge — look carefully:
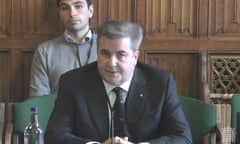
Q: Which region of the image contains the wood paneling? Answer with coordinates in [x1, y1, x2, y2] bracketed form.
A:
[137, 0, 197, 37]
[91, 0, 135, 29]
[0, 0, 10, 37]
[1, 0, 240, 102]
[9, 49, 34, 102]
[0, 49, 10, 102]
[210, 0, 240, 37]
[144, 51, 199, 98]
[10, 0, 62, 36]
[0, 0, 63, 102]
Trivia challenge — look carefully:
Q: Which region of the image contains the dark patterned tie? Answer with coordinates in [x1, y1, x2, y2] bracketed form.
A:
[113, 87, 128, 137]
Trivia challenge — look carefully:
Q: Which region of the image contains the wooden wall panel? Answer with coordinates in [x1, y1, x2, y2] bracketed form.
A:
[144, 51, 199, 98]
[0, 0, 64, 102]
[91, 0, 134, 29]
[0, 0, 240, 103]
[0, 0, 10, 37]
[198, 0, 210, 37]
[136, 0, 197, 38]
[209, 0, 240, 37]
[9, 49, 34, 102]
[90, 0, 110, 27]
[109, 0, 133, 20]
[20, 49, 34, 101]
[0, 49, 10, 102]
[10, 0, 63, 36]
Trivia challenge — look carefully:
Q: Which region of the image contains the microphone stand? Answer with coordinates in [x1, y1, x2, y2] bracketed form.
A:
[111, 111, 115, 144]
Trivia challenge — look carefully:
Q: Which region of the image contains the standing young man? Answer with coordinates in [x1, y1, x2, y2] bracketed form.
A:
[29, 0, 97, 96]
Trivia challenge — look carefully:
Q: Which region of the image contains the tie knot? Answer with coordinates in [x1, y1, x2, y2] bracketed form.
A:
[113, 87, 124, 101]
[113, 87, 122, 94]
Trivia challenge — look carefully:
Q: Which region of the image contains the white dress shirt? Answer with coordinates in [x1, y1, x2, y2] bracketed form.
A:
[87, 79, 149, 144]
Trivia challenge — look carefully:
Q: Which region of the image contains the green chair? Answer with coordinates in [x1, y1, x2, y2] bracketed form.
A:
[231, 94, 240, 130]
[179, 96, 218, 143]
[5, 94, 57, 144]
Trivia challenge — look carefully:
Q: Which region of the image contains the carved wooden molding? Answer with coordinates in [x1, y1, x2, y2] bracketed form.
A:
[209, 0, 240, 37]
[210, 55, 240, 93]
[136, 0, 196, 37]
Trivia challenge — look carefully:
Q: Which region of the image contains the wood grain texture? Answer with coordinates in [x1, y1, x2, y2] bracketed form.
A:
[1, 0, 240, 102]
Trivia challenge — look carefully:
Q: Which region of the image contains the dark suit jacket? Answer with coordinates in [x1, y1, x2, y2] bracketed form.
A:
[45, 62, 192, 144]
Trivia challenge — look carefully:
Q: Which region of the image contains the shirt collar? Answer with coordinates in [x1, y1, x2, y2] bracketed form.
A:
[64, 29, 92, 44]
[103, 78, 132, 95]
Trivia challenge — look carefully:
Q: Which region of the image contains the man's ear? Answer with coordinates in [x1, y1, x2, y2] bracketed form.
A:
[134, 50, 140, 61]
[89, 5, 94, 18]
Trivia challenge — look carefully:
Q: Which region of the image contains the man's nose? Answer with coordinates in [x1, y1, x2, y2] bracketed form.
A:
[70, 7, 77, 17]
[109, 56, 118, 66]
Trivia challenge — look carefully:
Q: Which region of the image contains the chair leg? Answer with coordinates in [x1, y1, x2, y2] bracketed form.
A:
[4, 123, 13, 144]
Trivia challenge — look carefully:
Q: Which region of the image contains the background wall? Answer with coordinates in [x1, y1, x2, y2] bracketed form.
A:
[1, 0, 240, 103]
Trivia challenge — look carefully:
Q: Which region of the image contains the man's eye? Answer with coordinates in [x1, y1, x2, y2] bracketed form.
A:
[100, 51, 110, 56]
[75, 4, 83, 9]
[119, 52, 127, 57]
[60, 5, 69, 10]
[116, 53, 127, 60]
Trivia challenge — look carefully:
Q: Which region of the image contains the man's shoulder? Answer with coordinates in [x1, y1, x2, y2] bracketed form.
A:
[38, 35, 65, 46]
[34, 35, 69, 54]
[63, 62, 97, 77]
[136, 62, 171, 76]
[136, 62, 174, 87]
[59, 62, 98, 85]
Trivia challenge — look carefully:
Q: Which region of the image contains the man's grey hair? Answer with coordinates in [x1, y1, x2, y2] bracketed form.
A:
[97, 20, 143, 52]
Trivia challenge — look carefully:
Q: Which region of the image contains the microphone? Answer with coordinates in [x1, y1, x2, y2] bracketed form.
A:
[107, 92, 115, 144]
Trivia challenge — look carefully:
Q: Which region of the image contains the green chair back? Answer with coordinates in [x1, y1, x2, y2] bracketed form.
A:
[231, 94, 240, 130]
[13, 94, 57, 133]
[179, 96, 216, 143]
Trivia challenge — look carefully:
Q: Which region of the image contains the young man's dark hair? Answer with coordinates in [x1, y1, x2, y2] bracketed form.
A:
[56, 0, 92, 8]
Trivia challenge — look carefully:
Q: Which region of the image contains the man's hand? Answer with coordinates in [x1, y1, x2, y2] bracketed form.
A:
[102, 136, 133, 144]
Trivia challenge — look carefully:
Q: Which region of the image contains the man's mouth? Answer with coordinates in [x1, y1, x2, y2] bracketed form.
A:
[69, 20, 80, 24]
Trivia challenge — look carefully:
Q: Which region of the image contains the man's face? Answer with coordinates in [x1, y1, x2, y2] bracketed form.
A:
[97, 37, 139, 86]
[58, 0, 93, 34]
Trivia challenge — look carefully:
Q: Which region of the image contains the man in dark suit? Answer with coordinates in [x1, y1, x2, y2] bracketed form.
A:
[45, 20, 192, 144]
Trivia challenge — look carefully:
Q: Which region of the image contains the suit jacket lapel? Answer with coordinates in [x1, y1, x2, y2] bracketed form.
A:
[85, 71, 109, 140]
[126, 68, 149, 122]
